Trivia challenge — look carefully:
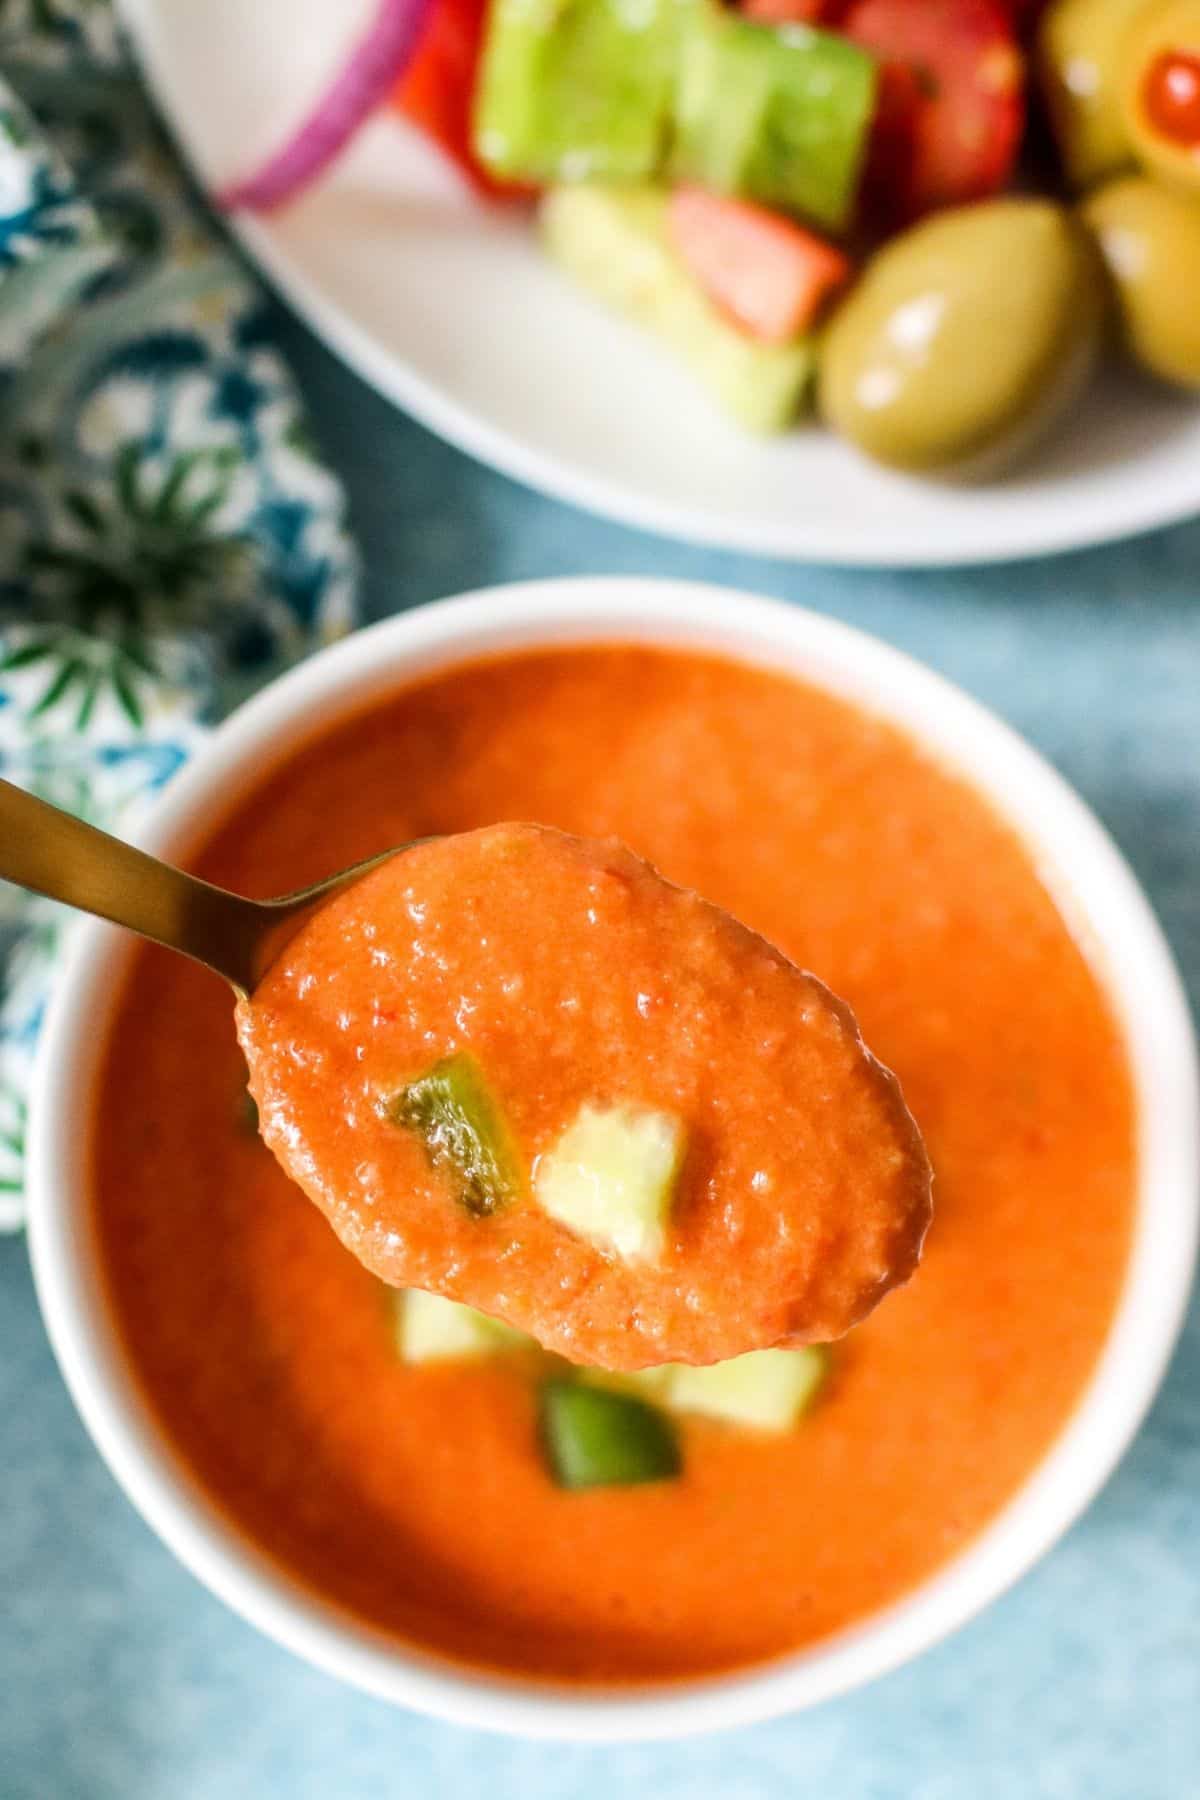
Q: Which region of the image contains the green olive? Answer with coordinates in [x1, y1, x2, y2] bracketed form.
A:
[1082, 175, 1200, 386]
[1121, 0, 1200, 192]
[1037, 0, 1149, 188]
[818, 200, 1105, 476]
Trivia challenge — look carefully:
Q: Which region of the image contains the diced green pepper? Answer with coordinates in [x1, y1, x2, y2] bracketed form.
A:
[395, 1288, 534, 1361]
[673, 12, 876, 230]
[540, 185, 814, 431]
[540, 1378, 682, 1488]
[474, 0, 688, 185]
[392, 1053, 521, 1217]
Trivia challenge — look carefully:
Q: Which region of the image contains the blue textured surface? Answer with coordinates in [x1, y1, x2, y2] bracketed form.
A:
[4, 316, 1199, 1799]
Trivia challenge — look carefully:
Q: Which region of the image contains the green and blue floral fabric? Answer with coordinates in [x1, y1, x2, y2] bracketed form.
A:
[0, 0, 358, 1225]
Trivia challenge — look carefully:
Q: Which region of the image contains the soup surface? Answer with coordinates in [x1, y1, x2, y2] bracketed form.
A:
[91, 647, 1135, 1682]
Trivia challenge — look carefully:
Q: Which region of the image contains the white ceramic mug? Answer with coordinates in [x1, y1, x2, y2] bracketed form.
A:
[26, 578, 1200, 1740]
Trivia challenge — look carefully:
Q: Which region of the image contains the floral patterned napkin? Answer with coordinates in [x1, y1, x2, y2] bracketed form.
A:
[0, 0, 359, 1226]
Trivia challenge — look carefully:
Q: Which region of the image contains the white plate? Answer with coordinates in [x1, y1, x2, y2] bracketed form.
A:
[121, 0, 1200, 567]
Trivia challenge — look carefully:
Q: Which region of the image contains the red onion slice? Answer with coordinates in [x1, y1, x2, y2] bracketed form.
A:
[216, 0, 433, 213]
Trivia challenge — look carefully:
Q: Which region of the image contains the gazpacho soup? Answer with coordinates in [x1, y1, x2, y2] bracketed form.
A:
[91, 646, 1135, 1684]
[237, 820, 933, 1368]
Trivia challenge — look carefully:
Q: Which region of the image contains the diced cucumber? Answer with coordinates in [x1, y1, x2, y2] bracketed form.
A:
[540, 1378, 681, 1488]
[474, 0, 687, 185]
[660, 1346, 828, 1429]
[542, 185, 814, 430]
[392, 1053, 521, 1218]
[395, 1288, 532, 1362]
[534, 1099, 685, 1263]
[674, 11, 876, 231]
[580, 1364, 676, 1402]
[586, 1346, 829, 1430]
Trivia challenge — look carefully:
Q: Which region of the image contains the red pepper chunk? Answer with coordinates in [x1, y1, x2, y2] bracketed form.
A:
[392, 0, 531, 199]
[1142, 50, 1200, 147]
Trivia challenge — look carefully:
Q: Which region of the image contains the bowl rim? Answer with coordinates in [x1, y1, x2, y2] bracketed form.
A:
[26, 576, 1200, 1741]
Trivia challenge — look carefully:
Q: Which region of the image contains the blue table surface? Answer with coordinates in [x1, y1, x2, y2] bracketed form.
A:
[4, 311, 1199, 1800]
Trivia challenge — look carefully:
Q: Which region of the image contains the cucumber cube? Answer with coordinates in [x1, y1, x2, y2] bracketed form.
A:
[674, 11, 876, 230]
[392, 1053, 522, 1218]
[474, 0, 687, 184]
[396, 1289, 532, 1362]
[540, 1378, 681, 1488]
[585, 1346, 828, 1429]
[541, 185, 814, 431]
[580, 1364, 676, 1401]
[535, 1100, 685, 1263]
[662, 1345, 829, 1430]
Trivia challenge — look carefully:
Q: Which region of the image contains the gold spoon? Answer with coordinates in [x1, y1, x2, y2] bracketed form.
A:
[0, 776, 396, 995]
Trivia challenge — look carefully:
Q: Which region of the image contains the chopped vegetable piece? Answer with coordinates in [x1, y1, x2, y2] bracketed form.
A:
[393, 0, 529, 194]
[238, 1086, 260, 1134]
[668, 186, 851, 341]
[395, 1287, 532, 1360]
[392, 1052, 521, 1217]
[843, 0, 1024, 224]
[472, 0, 685, 185]
[541, 184, 814, 429]
[535, 1101, 685, 1263]
[739, 0, 835, 20]
[587, 1346, 828, 1428]
[673, 7, 877, 230]
[217, 0, 434, 213]
[584, 1364, 676, 1402]
[662, 1346, 828, 1428]
[540, 1379, 681, 1488]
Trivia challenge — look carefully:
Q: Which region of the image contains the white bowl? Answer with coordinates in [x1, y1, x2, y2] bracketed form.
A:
[27, 578, 1200, 1740]
[116, 0, 1200, 566]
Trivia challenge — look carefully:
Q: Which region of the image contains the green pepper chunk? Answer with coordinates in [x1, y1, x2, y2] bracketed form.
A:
[392, 1053, 521, 1218]
[539, 1378, 682, 1489]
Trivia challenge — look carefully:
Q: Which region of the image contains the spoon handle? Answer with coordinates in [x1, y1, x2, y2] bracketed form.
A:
[0, 777, 265, 990]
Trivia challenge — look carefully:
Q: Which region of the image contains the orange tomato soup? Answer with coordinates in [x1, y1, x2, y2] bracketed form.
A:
[90, 647, 1135, 1683]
